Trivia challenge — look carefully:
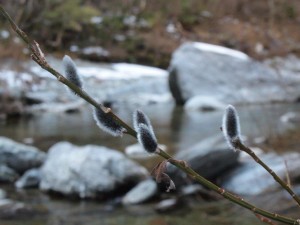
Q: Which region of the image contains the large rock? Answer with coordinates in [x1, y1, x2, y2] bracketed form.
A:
[40, 142, 149, 199]
[0, 137, 46, 174]
[168, 42, 300, 105]
[15, 168, 41, 189]
[168, 135, 239, 187]
[28, 58, 171, 107]
[0, 199, 47, 219]
[183, 96, 226, 111]
[122, 179, 158, 205]
[0, 165, 19, 183]
[222, 152, 300, 195]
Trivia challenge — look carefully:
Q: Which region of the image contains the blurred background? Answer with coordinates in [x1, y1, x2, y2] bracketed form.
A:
[0, 0, 300, 66]
[0, 1, 300, 225]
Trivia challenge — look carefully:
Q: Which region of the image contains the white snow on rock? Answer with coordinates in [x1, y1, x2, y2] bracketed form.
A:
[280, 112, 300, 123]
[76, 63, 167, 80]
[0, 30, 10, 39]
[81, 46, 110, 57]
[169, 42, 300, 105]
[111, 63, 168, 78]
[192, 42, 249, 60]
[1, 56, 170, 106]
[184, 96, 226, 111]
[28, 57, 168, 81]
[40, 142, 149, 198]
[0, 70, 34, 88]
[90, 16, 103, 24]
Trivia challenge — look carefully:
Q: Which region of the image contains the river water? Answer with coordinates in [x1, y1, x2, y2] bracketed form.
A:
[1, 102, 300, 225]
[1, 56, 300, 224]
[2, 102, 300, 153]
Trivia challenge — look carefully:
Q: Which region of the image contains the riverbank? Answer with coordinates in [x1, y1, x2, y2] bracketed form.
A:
[0, 1, 300, 67]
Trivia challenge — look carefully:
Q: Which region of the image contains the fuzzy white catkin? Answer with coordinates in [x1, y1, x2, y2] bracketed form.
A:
[222, 105, 241, 149]
[133, 110, 158, 153]
[93, 107, 126, 137]
[63, 55, 83, 90]
[133, 110, 152, 132]
[137, 124, 158, 153]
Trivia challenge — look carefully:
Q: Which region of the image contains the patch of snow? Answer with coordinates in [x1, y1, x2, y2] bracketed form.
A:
[280, 112, 300, 123]
[19, 73, 33, 82]
[123, 15, 136, 27]
[81, 46, 110, 57]
[90, 16, 103, 24]
[193, 42, 249, 60]
[75, 63, 167, 80]
[30, 66, 54, 79]
[166, 23, 176, 34]
[114, 34, 126, 42]
[184, 96, 226, 111]
[0, 30, 9, 39]
[0, 70, 34, 88]
[70, 45, 79, 52]
[111, 63, 168, 78]
[255, 42, 265, 54]
[22, 56, 168, 82]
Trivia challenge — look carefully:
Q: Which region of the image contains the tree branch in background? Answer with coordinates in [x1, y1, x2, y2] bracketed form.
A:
[0, 5, 300, 225]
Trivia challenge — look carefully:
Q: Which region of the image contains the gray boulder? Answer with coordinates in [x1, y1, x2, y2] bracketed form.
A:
[222, 152, 300, 195]
[15, 168, 41, 189]
[0, 199, 47, 219]
[40, 142, 149, 199]
[184, 96, 226, 111]
[168, 135, 239, 187]
[0, 165, 19, 183]
[0, 137, 46, 174]
[122, 179, 158, 205]
[0, 189, 6, 199]
[168, 42, 300, 105]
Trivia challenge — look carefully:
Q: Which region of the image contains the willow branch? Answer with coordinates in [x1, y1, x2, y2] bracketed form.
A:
[234, 139, 300, 207]
[0, 6, 136, 137]
[158, 150, 299, 225]
[1, 5, 300, 225]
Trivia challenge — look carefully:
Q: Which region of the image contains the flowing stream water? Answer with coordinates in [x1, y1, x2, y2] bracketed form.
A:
[1, 102, 300, 225]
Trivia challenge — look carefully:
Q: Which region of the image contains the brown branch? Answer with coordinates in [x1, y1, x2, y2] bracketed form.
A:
[1, 5, 300, 225]
[234, 139, 300, 208]
[0, 5, 136, 138]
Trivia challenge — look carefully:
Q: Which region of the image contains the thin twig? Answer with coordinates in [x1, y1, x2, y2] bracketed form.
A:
[158, 150, 298, 225]
[234, 139, 300, 207]
[0, 5, 136, 137]
[284, 160, 292, 189]
[0, 5, 300, 225]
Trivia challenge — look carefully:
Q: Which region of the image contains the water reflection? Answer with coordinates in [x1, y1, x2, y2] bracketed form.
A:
[1, 103, 300, 153]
